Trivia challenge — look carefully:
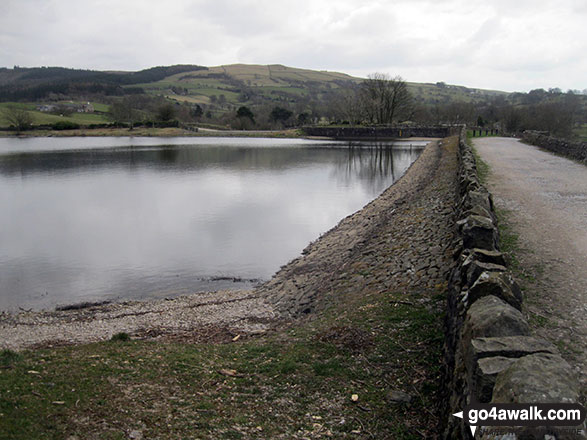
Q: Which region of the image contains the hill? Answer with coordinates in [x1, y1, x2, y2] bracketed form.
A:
[0, 63, 508, 109]
[0, 64, 584, 140]
[117, 63, 510, 109]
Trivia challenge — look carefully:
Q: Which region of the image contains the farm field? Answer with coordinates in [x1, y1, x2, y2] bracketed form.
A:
[0, 102, 110, 128]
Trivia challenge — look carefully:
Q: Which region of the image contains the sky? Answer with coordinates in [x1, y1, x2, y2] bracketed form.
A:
[1, 0, 585, 93]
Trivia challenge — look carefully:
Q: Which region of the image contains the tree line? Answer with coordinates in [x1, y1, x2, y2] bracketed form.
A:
[2, 67, 585, 140]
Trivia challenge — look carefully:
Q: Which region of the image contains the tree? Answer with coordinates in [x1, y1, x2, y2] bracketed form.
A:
[269, 106, 293, 126]
[2, 106, 33, 133]
[235, 106, 255, 129]
[331, 88, 363, 125]
[110, 98, 136, 127]
[297, 112, 310, 125]
[191, 104, 203, 119]
[358, 73, 412, 124]
[157, 103, 176, 121]
[237, 106, 255, 123]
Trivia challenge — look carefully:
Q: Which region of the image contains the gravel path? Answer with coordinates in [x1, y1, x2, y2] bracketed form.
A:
[474, 137, 587, 387]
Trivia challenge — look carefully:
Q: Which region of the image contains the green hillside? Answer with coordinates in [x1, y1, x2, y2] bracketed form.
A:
[0, 63, 511, 115]
[129, 64, 361, 109]
[124, 63, 508, 108]
[1, 64, 584, 139]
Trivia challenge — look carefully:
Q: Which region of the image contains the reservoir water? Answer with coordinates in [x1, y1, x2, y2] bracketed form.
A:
[0, 136, 426, 311]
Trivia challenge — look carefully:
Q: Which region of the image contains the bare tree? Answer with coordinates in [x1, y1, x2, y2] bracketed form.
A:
[109, 98, 137, 127]
[2, 106, 33, 133]
[359, 73, 412, 125]
[333, 89, 363, 125]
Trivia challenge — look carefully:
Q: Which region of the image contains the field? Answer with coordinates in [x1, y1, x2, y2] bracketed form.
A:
[0, 102, 110, 128]
[130, 64, 508, 111]
[129, 64, 361, 110]
[408, 81, 506, 105]
[573, 123, 587, 142]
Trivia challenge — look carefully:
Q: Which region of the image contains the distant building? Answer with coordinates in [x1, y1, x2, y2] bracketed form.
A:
[78, 102, 94, 113]
[37, 102, 94, 113]
[37, 104, 57, 112]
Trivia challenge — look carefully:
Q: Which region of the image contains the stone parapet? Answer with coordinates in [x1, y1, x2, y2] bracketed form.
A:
[301, 125, 458, 140]
[522, 130, 587, 163]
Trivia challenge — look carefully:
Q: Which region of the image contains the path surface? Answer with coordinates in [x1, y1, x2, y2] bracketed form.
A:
[474, 137, 587, 389]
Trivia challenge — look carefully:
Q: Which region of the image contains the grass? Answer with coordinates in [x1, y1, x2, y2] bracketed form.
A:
[110, 332, 131, 342]
[0, 286, 445, 439]
[3, 127, 303, 138]
[0, 102, 110, 128]
[469, 143, 490, 185]
[573, 123, 587, 142]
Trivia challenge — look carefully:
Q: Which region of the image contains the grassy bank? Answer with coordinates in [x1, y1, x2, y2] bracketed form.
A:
[0, 284, 444, 439]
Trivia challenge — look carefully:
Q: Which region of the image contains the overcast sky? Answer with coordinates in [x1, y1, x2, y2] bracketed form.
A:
[1, 0, 585, 92]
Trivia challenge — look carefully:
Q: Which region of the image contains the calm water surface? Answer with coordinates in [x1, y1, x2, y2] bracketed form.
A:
[0, 136, 426, 311]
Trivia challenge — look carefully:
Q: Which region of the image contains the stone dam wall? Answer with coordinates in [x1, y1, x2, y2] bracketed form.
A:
[523, 130, 587, 163]
[442, 130, 584, 438]
[302, 125, 458, 140]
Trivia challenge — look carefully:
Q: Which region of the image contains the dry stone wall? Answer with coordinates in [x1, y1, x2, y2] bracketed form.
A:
[522, 130, 587, 163]
[302, 126, 457, 139]
[443, 130, 584, 439]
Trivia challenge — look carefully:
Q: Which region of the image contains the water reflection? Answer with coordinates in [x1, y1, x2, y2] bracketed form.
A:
[0, 137, 425, 311]
[334, 143, 421, 195]
[0, 142, 421, 184]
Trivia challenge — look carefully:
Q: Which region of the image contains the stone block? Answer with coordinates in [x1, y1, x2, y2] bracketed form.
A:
[463, 296, 530, 343]
[469, 249, 507, 267]
[465, 336, 558, 407]
[492, 353, 580, 404]
[464, 260, 507, 286]
[470, 336, 557, 361]
[468, 271, 523, 311]
[472, 356, 517, 403]
[461, 205, 493, 222]
[461, 189, 494, 216]
[459, 215, 499, 251]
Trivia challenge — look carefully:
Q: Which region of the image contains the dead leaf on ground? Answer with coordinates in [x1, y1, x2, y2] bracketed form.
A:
[218, 368, 244, 378]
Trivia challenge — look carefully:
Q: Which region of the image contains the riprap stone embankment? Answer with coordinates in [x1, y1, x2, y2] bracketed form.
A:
[259, 137, 460, 320]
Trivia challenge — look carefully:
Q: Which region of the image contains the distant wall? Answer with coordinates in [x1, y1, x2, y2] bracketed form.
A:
[523, 130, 587, 163]
[442, 129, 583, 439]
[302, 126, 457, 139]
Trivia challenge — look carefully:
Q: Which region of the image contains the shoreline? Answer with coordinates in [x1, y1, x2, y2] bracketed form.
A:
[0, 137, 451, 350]
[0, 127, 302, 139]
[0, 126, 439, 142]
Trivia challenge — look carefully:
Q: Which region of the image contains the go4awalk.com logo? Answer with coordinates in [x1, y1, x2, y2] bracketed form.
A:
[453, 403, 586, 437]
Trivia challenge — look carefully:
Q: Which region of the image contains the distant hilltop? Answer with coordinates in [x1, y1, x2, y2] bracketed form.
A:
[0, 63, 507, 106]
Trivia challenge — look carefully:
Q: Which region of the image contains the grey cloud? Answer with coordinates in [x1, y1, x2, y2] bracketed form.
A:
[0, 0, 585, 91]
